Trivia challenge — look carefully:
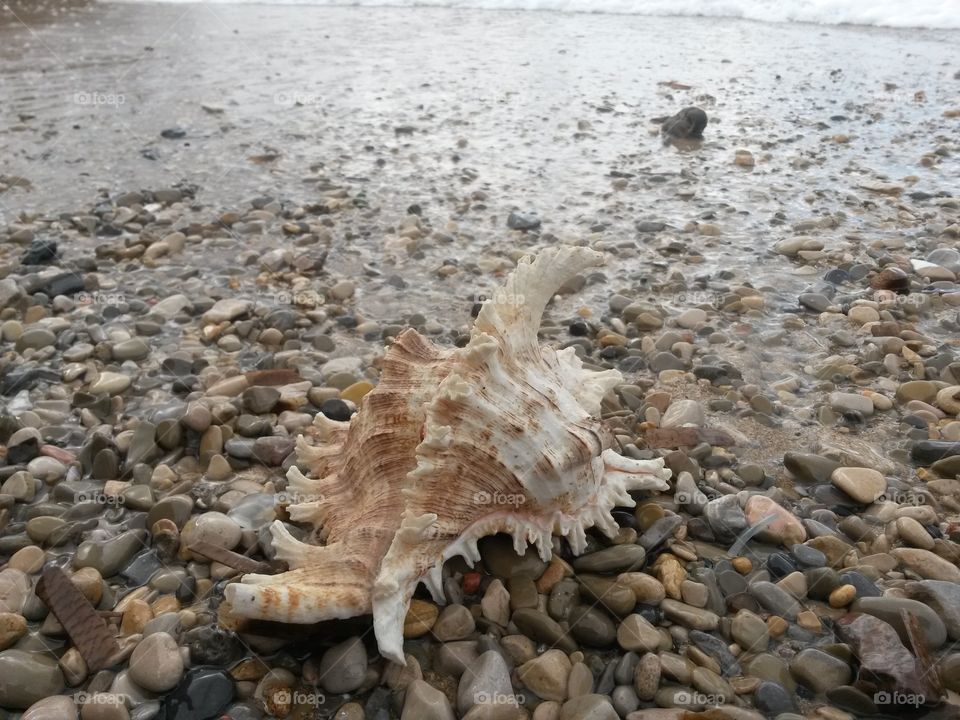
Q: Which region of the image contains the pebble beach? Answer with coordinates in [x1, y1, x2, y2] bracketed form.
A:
[2, 1, 960, 720]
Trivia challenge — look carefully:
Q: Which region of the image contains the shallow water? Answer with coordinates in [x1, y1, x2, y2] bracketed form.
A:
[1, 2, 958, 367]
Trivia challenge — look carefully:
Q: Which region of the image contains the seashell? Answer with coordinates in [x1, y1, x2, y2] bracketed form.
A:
[225, 246, 672, 663]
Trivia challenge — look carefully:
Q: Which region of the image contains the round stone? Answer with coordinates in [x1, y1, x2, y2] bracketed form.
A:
[830, 467, 886, 504]
[829, 584, 857, 608]
[128, 631, 184, 692]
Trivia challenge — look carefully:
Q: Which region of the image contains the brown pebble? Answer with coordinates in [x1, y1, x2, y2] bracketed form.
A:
[829, 584, 857, 608]
[404, 599, 439, 638]
[767, 616, 788, 637]
[731, 557, 753, 574]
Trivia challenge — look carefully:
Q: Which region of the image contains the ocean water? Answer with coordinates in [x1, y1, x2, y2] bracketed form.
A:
[105, 0, 960, 30]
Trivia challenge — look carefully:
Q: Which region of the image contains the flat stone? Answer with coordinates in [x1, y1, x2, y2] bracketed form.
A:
[517, 649, 571, 702]
[659, 599, 718, 631]
[743, 495, 805, 546]
[731, 609, 768, 653]
[661, 400, 705, 428]
[784, 453, 840, 483]
[748, 581, 800, 619]
[831, 467, 887, 504]
[457, 651, 515, 715]
[789, 648, 851, 693]
[617, 614, 662, 652]
[892, 548, 960, 582]
[203, 299, 252, 323]
[0, 650, 65, 709]
[512, 609, 577, 653]
[904, 580, 960, 640]
[852, 596, 947, 648]
[433, 604, 476, 642]
[830, 392, 874, 416]
[89, 372, 131, 395]
[318, 636, 367, 694]
[573, 545, 646, 574]
[129, 631, 184, 692]
[559, 695, 618, 720]
[402, 679, 455, 720]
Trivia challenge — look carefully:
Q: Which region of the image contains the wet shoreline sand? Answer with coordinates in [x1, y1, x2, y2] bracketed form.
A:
[2, 2, 960, 719]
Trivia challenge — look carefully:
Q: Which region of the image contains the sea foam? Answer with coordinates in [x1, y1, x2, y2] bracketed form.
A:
[105, 0, 960, 30]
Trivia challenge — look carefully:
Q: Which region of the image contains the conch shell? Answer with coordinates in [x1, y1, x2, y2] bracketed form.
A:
[225, 246, 671, 663]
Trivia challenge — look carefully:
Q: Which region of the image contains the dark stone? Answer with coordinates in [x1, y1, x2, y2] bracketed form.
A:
[569, 321, 589, 337]
[790, 544, 827, 567]
[35, 273, 85, 298]
[661, 107, 708, 139]
[320, 398, 353, 422]
[20, 239, 58, 265]
[753, 681, 795, 716]
[506, 211, 541, 231]
[805, 567, 842, 601]
[185, 626, 245, 666]
[122, 549, 164, 586]
[7, 433, 40, 464]
[783, 452, 841, 483]
[765, 553, 797, 580]
[163, 667, 234, 720]
[825, 686, 878, 716]
[911, 441, 960, 463]
[636, 221, 666, 233]
[161, 127, 187, 139]
[840, 571, 881, 599]
[0, 367, 61, 395]
[689, 630, 741, 676]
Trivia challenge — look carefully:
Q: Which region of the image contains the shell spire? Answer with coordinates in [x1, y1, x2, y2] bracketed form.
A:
[225, 246, 671, 664]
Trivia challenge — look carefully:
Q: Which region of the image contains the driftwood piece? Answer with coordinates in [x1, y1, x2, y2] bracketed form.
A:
[36, 566, 119, 672]
[188, 540, 275, 574]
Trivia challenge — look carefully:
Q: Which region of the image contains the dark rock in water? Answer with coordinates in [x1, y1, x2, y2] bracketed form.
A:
[826, 686, 878, 716]
[160, 127, 187, 139]
[20, 239, 58, 265]
[163, 667, 234, 720]
[34, 273, 85, 298]
[689, 630, 741, 676]
[7, 429, 40, 464]
[912, 441, 960, 463]
[753, 681, 795, 716]
[569, 321, 589, 337]
[321, 398, 353, 422]
[836, 613, 939, 701]
[507, 211, 541, 231]
[185, 626, 244, 666]
[870, 266, 910, 294]
[661, 107, 708, 139]
[784, 452, 840, 483]
[824, 268, 849, 284]
[0, 367, 61, 395]
[636, 220, 667, 233]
